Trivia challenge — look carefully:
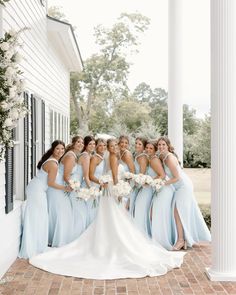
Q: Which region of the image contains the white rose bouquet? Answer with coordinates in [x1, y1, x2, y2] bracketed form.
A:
[77, 186, 101, 207]
[112, 180, 132, 203]
[99, 175, 112, 185]
[150, 178, 166, 193]
[133, 174, 153, 187]
[68, 179, 81, 191]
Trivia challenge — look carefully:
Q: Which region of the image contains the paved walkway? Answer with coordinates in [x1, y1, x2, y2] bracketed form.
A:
[1, 244, 236, 295]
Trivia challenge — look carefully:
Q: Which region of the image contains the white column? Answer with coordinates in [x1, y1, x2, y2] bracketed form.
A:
[168, 0, 183, 165]
[206, 0, 236, 281]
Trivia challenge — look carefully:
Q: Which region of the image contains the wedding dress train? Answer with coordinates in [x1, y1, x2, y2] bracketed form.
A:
[30, 167, 185, 279]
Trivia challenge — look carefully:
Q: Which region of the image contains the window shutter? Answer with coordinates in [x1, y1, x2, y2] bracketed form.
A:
[5, 139, 14, 214]
[24, 93, 29, 198]
[50, 109, 53, 142]
[31, 94, 37, 178]
[41, 100, 45, 154]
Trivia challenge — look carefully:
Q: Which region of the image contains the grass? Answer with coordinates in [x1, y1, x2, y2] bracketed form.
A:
[184, 168, 211, 205]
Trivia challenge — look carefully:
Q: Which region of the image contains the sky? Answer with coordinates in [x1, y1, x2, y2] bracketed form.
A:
[48, 0, 210, 118]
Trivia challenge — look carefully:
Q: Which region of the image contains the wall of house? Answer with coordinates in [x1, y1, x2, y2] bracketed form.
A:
[0, 0, 71, 278]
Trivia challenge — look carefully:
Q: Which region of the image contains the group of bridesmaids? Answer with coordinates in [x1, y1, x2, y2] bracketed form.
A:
[19, 134, 211, 259]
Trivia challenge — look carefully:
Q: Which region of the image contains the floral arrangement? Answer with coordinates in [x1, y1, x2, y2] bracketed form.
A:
[99, 175, 112, 185]
[124, 172, 165, 192]
[0, 0, 10, 6]
[112, 180, 132, 202]
[123, 172, 135, 180]
[68, 179, 81, 191]
[0, 29, 27, 160]
[150, 178, 165, 192]
[77, 186, 101, 207]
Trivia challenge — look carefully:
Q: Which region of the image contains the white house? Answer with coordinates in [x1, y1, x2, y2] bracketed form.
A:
[0, 0, 83, 278]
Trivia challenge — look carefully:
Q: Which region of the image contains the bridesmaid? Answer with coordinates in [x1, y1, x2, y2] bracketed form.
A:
[133, 139, 157, 236]
[118, 135, 135, 173]
[148, 143, 175, 250]
[157, 136, 211, 250]
[89, 138, 106, 187]
[19, 140, 70, 258]
[118, 135, 135, 209]
[79, 135, 96, 226]
[61, 136, 87, 240]
[47, 137, 83, 247]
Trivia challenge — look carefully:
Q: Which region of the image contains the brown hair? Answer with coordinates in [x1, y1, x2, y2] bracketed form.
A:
[82, 135, 95, 152]
[157, 136, 179, 161]
[107, 138, 117, 149]
[37, 140, 65, 169]
[145, 140, 158, 151]
[135, 137, 148, 148]
[65, 136, 83, 154]
[118, 135, 129, 145]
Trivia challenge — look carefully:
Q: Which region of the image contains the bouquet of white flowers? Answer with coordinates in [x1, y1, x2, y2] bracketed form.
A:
[150, 178, 165, 192]
[112, 180, 132, 203]
[133, 174, 153, 187]
[123, 172, 135, 180]
[99, 175, 112, 185]
[77, 187, 101, 207]
[68, 179, 81, 191]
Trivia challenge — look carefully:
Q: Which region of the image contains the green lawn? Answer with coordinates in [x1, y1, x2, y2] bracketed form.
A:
[184, 168, 211, 205]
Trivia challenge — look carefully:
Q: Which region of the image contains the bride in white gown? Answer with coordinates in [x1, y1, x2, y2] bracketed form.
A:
[30, 139, 185, 280]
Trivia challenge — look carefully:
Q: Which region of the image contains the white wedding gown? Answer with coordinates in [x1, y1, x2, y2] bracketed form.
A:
[30, 165, 185, 279]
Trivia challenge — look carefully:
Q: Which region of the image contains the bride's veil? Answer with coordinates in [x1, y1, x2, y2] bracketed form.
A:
[103, 150, 111, 174]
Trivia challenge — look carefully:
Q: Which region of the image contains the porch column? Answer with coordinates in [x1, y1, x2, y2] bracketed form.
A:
[206, 0, 236, 281]
[168, 0, 183, 165]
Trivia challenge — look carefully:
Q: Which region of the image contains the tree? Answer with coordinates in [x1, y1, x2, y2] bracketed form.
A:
[74, 13, 150, 132]
[112, 99, 151, 132]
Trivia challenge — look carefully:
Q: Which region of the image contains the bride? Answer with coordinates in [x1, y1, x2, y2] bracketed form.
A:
[30, 138, 185, 280]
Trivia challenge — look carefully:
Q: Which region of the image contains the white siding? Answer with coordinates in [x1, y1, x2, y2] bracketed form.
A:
[0, 0, 73, 278]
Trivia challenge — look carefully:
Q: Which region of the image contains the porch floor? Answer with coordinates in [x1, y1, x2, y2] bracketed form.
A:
[1, 244, 236, 295]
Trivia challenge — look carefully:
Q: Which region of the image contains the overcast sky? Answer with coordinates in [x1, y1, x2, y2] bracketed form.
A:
[48, 0, 210, 118]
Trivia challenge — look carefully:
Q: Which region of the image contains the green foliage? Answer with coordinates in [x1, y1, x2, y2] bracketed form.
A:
[199, 204, 211, 230]
[0, 0, 10, 6]
[112, 99, 150, 131]
[183, 115, 211, 168]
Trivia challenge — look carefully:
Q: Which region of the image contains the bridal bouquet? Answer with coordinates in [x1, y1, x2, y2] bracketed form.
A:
[112, 180, 132, 202]
[77, 187, 101, 207]
[99, 175, 112, 185]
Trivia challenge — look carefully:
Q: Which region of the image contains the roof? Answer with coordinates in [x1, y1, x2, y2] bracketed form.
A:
[47, 15, 84, 72]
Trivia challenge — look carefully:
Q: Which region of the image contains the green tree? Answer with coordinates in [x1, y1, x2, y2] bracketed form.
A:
[74, 13, 150, 132]
[112, 99, 151, 132]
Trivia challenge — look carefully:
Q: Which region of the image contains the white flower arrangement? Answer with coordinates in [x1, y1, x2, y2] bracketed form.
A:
[150, 178, 166, 192]
[123, 171, 135, 180]
[0, 28, 27, 160]
[112, 180, 132, 202]
[133, 173, 153, 187]
[99, 174, 112, 185]
[77, 186, 101, 207]
[68, 179, 81, 191]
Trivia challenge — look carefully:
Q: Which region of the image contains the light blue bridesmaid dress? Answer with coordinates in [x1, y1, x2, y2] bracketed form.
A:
[133, 154, 153, 236]
[150, 178, 175, 250]
[47, 159, 74, 247]
[163, 153, 211, 247]
[119, 152, 133, 209]
[88, 154, 104, 225]
[123, 153, 140, 216]
[19, 158, 55, 258]
[66, 151, 87, 240]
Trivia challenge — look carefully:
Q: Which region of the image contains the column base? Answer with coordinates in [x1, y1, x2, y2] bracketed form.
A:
[206, 268, 236, 281]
